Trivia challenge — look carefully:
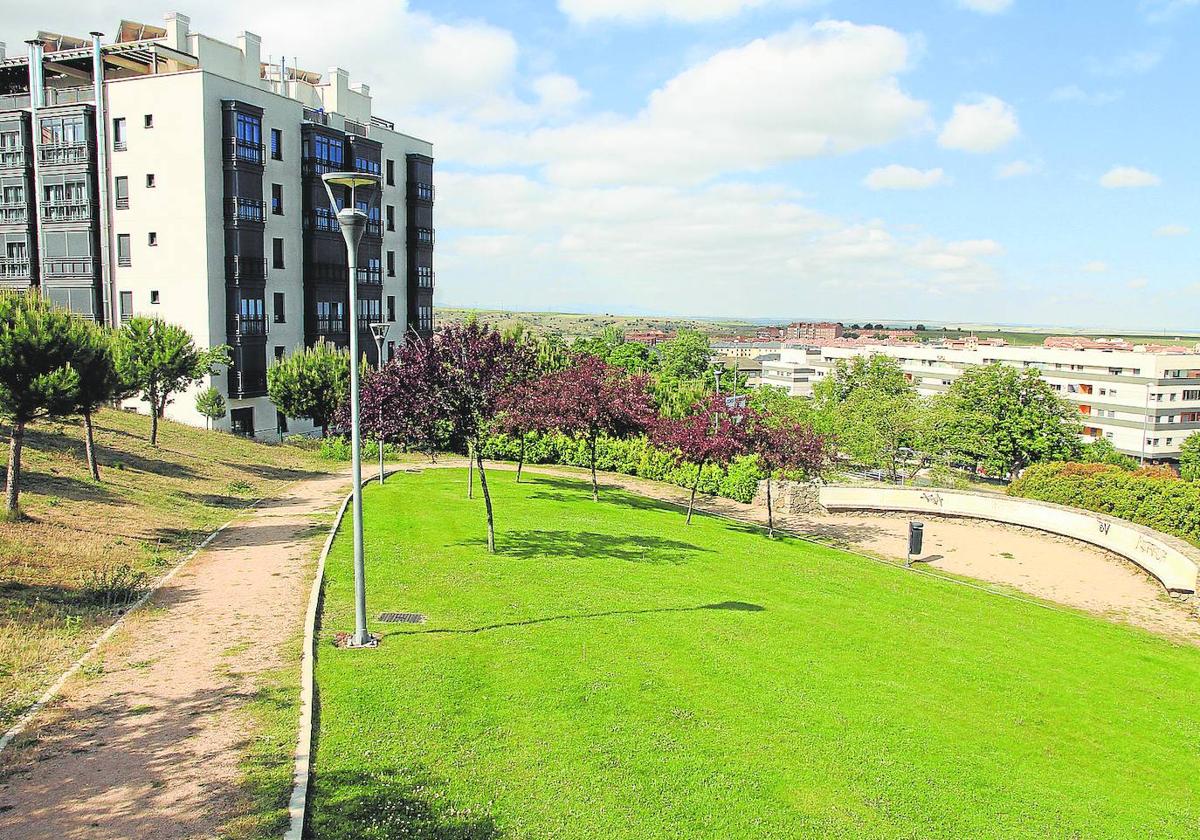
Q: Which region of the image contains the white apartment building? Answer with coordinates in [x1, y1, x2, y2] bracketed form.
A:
[0, 14, 435, 438]
[765, 339, 1200, 461]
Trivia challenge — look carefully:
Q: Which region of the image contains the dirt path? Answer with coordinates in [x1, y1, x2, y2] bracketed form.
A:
[0, 470, 349, 840]
[422, 459, 1200, 644]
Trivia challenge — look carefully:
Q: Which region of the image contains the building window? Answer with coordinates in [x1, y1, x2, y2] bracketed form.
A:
[386, 205, 395, 231]
[387, 340, 395, 361]
[270, 128, 282, 161]
[113, 117, 127, 150]
[148, 231, 158, 246]
[386, 158, 394, 186]
[144, 114, 154, 129]
[150, 290, 160, 304]
[119, 290, 133, 323]
[386, 251, 395, 277]
[230, 407, 254, 437]
[272, 183, 283, 215]
[272, 237, 284, 269]
[274, 291, 285, 323]
[274, 345, 285, 362]
[117, 234, 131, 266]
[387, 295, 396, 321]
[146, 173, 156, 188]
[115, 176, 129, 209]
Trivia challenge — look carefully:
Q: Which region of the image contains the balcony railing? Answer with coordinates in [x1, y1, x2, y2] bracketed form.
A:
[225, 137, 265, 165]
[232, 368, 268, 397]
[366, 219, 383, 238]
[408, 182, 435, 202]
[227, 197, 266, 223]
[41, 200, 92, 222]
[345, 119, 369, 137]
[410, 227, 435, 246]
[39, 142, 91, 167]
[43, 257, 95, 277]
[304, 211, 338, 233]
[309, 262, 348, 283]
[0, 204, 28, 224]
[233, 315, 267, 337]
[227, 255, 268, 282]
[0, 149, 26, 169]
[0, 93, 31, 110]
[370, 116, 395, 131]
[301, 157, 341, 178]
[0, 258, 31, 278]
[303, 107, 329, 126]
[356, 267, 382, 284]
[416, 270, 435, 289]
[115, 195, 129, 210]
[315, 318, 346, 334]
[45, 87, 95, 106]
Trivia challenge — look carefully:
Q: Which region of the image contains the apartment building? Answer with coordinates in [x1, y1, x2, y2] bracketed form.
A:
[767, 338, 1200, 461]
[0, 14, 434, 438]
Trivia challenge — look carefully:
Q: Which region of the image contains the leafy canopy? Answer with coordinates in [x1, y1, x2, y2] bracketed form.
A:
[267, 340, 349, 434]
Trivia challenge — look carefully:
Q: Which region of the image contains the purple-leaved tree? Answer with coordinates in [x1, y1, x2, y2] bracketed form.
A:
[352, 336, 450, 462]
[751, 419, 831, 537]
[493, 378, 555, 483]
[652, 394, 757, 524]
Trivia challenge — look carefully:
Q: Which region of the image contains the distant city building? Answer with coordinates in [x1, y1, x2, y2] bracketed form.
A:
[0, 13, 434, 438]
[625, 329, 673, 346]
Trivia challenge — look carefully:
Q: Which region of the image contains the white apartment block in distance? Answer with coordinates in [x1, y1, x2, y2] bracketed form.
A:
[0, 13, 435, 438]
[724, 336, 1200, 462]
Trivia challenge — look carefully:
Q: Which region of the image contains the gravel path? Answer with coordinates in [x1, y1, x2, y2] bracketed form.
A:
[0, 470, 348, 840]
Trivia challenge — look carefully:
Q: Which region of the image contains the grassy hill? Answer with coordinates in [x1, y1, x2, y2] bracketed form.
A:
[0, 408, 328, 728]
[310, 469, 1200, 838]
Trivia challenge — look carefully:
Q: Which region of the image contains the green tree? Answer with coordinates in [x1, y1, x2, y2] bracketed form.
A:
[534, 332, 572, 373]
[73, 322, 129, 481]
[195, 386, 228, 431]
[656, 329, 711, 383]
[1081, 436, 1138, 471]
[938, 363, 1082, 478]
[112, 317, 230, 446]
[606, 340, 654, 374]
[1179, 434, 1200, 481]
[266, 341, 350, 437]
[837, 389, 922, 481]
[747, 384, 815, 427]
[0, 294, 83, 515]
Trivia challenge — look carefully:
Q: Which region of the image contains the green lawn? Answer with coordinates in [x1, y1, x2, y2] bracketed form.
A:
[310, 468, 1200, 839]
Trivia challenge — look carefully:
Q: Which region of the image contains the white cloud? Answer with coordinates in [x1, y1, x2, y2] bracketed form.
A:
[1048, 84, 1122, 105]
[1088, 47, 1164, 77]
[1081, 260, 1109, 273]
[558, 0, 791, 24]
[938, 95, 1019, 153]
[1128, 277, 1150, 290]
[1142, 0, 1200, 23]
[956, 0, 1013, 13]
[996, 159, 1036, 178]
[532, 73, 589, 113]
[864, 165, 948, 190]
[1100, 166, 1161, 188]
[1154, 223, 1190, 237]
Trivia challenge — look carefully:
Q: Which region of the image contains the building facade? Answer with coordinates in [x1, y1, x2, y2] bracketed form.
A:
[766, 339, 1200, 461]
[0, 14, 434, 438]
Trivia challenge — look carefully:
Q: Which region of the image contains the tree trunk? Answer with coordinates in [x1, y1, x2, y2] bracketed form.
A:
[516, 435, 525, 483]
[467, 442, 474, 499]
[83, 411, 100, 482]
[686, 479, 698, 525]
[149, 407, 159, 447]
[5, 422, 24, 517]
[589, 434, 599, 502]
[476, 451, 495, 553]
[766, 475, 774, 538]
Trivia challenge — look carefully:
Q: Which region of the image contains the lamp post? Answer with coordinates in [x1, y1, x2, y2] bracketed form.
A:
[712, 360, 726, 396]
[322, 171, 380, 648]
[370, 322, 390, 485]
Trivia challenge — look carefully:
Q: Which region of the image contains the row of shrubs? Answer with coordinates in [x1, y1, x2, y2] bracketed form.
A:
[1009, 462, 1200, 545]
[477, 432, 767, 503]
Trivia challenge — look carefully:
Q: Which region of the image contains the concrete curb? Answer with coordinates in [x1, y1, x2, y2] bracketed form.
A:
[285, 468, 396, 840]
[0, 482, 298, 760]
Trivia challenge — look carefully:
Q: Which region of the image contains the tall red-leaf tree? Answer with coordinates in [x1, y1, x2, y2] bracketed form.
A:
[537, 355, 655, 501]
[353, 336, 451, 461]
[652, 394, 758, 524]
[494, 378, 556, 483]
[752, 419, 831, 537]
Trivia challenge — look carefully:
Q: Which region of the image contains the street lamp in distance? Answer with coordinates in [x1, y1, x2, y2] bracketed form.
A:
[370, 322, 391, 486]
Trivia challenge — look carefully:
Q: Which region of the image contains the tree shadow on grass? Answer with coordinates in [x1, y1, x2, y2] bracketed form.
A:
[18, 469, 125, 505]
[387, 601, 764, 637]
[457, 529, 712, 565]
[221, 461, 328, 483]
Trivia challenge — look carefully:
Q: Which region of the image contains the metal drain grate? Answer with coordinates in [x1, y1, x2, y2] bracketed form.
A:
[379, 612, 427, 624]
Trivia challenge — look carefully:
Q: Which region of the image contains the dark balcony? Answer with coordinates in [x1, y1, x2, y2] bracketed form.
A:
[0, 148, 27, 170]
[315, 318, 346, 334]
[227, 197, 266, 223]
[227, 255, 268, 282]
[0, 204, 28, 225]
[309, 262, 349, 283]
[39, 142, 91, 167]
[233, 315, 268, 337]
[416, 269, 435, 289]
[41, 200, 92, 223]
[304, 210, 339, 233]
[410, 227, 435, 246]
[356, 266, 382, 284]
[366, 219, 383, 238]
[301, 157, 343, 178]
[225, 137, 264, 166]
[408, 182, 435, 202]
[0, 258, 31, 279]
[231, 368, 268, 398]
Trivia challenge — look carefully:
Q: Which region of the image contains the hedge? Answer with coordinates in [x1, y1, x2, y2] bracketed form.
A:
[1008, 462, 1200, 545]
[479, 432, 766, 504]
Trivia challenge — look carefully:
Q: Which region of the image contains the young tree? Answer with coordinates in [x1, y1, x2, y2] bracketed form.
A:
[656, 329, 711, 383]
[652, 394, 757, 524]
[195, 386, 228, 431]
[112, 317, 230, 446]
[73, 322, 128, 481]
[1180, 434, 1200, 481]
[493, 378, 555, 483]
[354, 336, 451, 461]
[437, 321, 534, 552]
[752, 418, 830, 538]
[0, 294, 83, 515]
[266, 341, 349, 437]
[938, 363, 1082, 478]
[837, 388, 922, 481]
[536, 355, 655, 500]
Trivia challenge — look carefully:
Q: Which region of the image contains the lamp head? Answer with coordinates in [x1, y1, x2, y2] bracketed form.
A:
[321, 171, 381, 217]
[370, 322, 391, 342]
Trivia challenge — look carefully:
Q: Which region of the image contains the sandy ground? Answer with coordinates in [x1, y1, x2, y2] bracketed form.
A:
[0, 470, 347, 840]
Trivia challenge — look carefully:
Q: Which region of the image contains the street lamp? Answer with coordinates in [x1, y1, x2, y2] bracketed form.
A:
[370, 321, 390, 486]
[322, 171, 380, 648]
[712, 360, 727, 396]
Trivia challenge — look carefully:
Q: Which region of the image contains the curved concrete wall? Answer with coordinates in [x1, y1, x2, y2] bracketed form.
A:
[819, 485, 1199, 596]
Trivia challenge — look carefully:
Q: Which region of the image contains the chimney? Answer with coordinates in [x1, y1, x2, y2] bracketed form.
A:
[163, 12, 190, 51]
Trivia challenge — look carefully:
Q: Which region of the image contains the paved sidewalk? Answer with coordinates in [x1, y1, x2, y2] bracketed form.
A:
[0, 471, 349, 840]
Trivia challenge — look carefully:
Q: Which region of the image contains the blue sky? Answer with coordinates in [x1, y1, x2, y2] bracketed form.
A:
[12, 1, 1200, 329]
